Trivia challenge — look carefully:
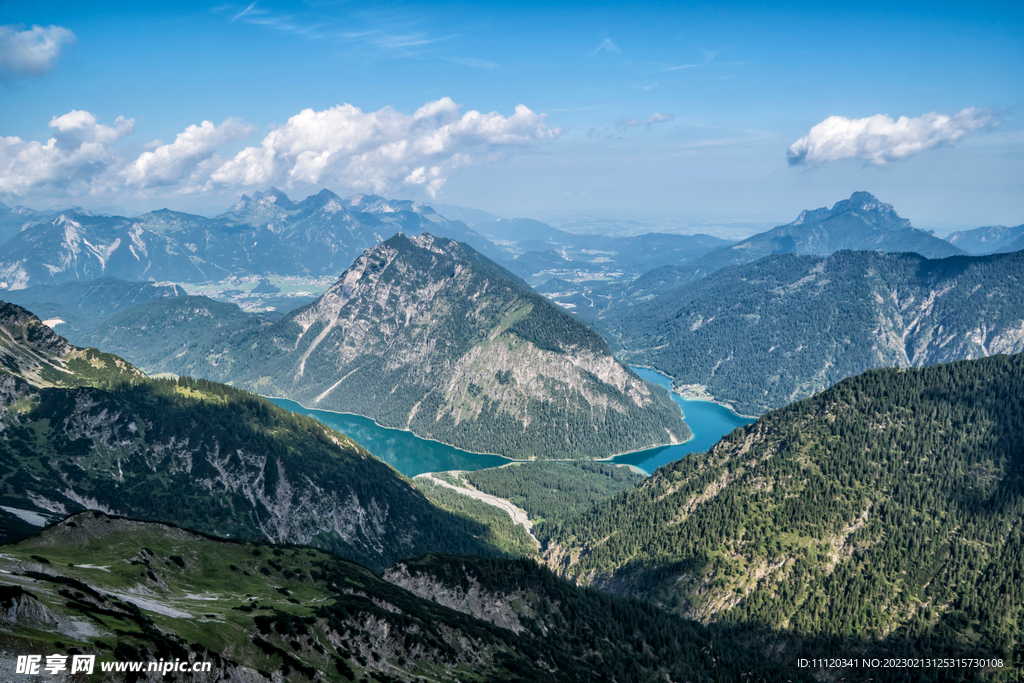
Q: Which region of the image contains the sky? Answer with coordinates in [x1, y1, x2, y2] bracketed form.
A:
[1, 0, 1022, 231]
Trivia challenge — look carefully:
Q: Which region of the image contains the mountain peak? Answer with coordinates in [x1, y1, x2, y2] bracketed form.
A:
[254, 187, 293, 207]
[305, 188, 342, 207]
[230, 193, 255, 213]
[346, 193, 387, 210]
[790, 192, 910, 229]
[828, 191, 905, 223]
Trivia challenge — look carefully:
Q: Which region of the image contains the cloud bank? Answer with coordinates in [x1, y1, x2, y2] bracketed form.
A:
[0, 99, 559, 199]
[0, 111, 133, 195]
[208, 98, 558, 196]
[124, 118, 255, 189]
[788, 108, 998, 166]
[0, 24, 76, 79]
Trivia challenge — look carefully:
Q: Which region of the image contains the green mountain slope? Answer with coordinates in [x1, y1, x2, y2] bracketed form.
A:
[0, 301, 144, 389]
[0, 512, 808, 682]
[457, 461, 647, 525]
[0, 277, 186, 335]
[76, 234, 689, 459]
[0, 302, 510, 570]
[68, 294, 268, 378]
[541, 355, 1024, 664]
[613, 250, 1024, 415]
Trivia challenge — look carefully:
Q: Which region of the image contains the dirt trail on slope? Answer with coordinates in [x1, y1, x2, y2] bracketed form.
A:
[415, 473, 539, 548]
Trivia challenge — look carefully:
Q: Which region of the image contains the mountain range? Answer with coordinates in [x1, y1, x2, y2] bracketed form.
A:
[72, 234, 690, 459]
[0, 189, 501, 291]
[612, 249, 1024, 414]
[946, 223, 1024, 254]
[541, 192, 978, 322]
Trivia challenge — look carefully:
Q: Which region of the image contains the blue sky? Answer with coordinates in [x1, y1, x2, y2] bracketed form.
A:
[1, 0, 1021, 230]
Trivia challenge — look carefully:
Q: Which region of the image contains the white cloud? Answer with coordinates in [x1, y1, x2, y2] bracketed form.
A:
[208, 98, 560, 197]
[123, 118, 255, 189]
[0, 111, 133, 196]
[1, 99, 558, 200]
[787, 108, 998, 166]
[0, 24, 76, 79]
[646, 113, 675, 126]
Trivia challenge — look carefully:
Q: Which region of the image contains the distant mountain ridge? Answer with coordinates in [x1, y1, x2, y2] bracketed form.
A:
[995, 230, 1024, 254]
[607, 192, 966, 297]
[0, 277, 186, 333]
[613, 249, 1024, 414]
[0, 188, 501, 290]
[76, 234, 690, 459]
[946, 223, 1024, 254]
[536, 192, 973, 324]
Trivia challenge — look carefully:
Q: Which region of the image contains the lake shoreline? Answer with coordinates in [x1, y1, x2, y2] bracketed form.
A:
[262, 395, 685, 465]
[629, 363, 759, 419]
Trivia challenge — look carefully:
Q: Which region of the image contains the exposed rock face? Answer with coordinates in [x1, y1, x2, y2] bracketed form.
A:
[214, 233, 688, 458]
[385, 562, 529, 633]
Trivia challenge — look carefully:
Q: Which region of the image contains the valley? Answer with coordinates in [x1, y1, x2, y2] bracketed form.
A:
[1, 187, 1022, 682]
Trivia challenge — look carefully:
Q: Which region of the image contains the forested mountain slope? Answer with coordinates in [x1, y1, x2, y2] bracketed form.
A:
[76, 234, 689, 459]
[614, 249, 1024, 414]
[0, 302, 508, 570]
[541, 354, 1024, 664]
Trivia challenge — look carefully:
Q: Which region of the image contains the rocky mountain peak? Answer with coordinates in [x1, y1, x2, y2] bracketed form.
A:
[792, 207, 831, 225]
[789, 192, 911, 230]
[0, 302, 75, 376]
[231, 193, 253, 212]
[829, 191, 909, 226]
[260, 187, 293, 206]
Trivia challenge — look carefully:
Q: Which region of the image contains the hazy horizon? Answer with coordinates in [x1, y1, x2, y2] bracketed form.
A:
[2, 1, 1021, 231]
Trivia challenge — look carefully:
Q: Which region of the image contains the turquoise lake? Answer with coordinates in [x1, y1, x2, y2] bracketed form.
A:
[266, 397, 513, 478]
[605, 367, 755, 473]
[267, 367, 754, 477]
